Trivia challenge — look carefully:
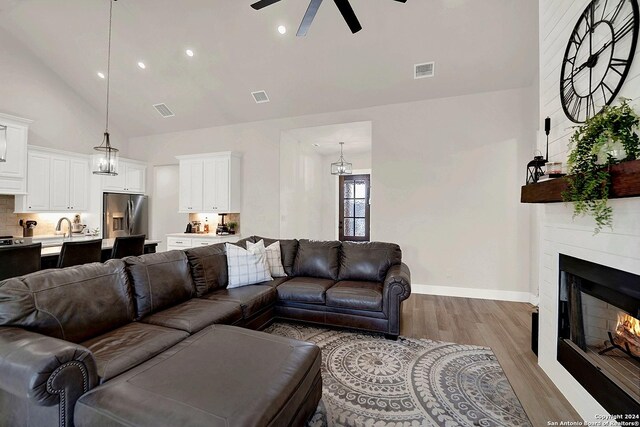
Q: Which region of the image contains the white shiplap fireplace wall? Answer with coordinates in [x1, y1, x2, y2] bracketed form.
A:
[538, 0, 640, 421]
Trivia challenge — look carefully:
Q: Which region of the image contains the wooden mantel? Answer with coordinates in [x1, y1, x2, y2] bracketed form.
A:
[521, 159, 640, 203]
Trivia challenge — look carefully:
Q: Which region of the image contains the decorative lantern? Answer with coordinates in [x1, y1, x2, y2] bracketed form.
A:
[526, 154, 546, 184]
[331, 142, 353, 175]
[92, 0, 119, 176]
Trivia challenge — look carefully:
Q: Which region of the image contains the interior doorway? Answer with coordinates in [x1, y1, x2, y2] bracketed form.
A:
[339, 174, 370, 242]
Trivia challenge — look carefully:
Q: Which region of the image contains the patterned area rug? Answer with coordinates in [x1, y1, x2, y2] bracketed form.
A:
[264, 322, 532, 427]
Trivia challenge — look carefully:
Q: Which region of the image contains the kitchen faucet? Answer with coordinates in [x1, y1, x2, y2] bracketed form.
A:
[55, 217, 72, 238]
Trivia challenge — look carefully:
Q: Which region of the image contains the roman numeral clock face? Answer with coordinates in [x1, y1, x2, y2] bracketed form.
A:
[561, 0, 639, 123]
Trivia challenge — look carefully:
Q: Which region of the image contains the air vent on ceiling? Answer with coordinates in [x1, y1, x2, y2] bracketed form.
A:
[153, 103, 175, 118]
[251, 90, 270, 104]
[414, 62, 435, 79]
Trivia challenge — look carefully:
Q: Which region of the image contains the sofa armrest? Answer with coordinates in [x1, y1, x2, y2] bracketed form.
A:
[383, 263, 411, 302]
[382, 263, 411, 337]
[0, 327, 98, 412]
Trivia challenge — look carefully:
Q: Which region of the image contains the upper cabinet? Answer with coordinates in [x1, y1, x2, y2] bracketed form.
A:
[177, 152, 241, 213]
[15, 147, 89, 212]
[0, 113, 32, 195]
[100, 158, 147, 194]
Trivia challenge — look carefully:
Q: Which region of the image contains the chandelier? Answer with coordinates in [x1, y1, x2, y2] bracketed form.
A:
[93, 0, 119, 176]
[331, 142, 352, 175]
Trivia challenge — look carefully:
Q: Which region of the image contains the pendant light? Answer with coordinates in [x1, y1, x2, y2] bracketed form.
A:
[0, 125, 7, 163]
[93, 0, 119, 176]
[331, 142, 353, 175]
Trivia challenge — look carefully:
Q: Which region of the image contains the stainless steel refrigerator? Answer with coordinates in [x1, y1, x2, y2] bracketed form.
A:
[103, 193, 149, 238]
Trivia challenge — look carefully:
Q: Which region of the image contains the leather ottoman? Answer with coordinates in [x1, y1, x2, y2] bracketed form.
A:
[74, 325, 322, 427]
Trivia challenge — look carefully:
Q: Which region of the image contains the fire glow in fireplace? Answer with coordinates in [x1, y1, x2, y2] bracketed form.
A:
[558, 254, 640, 416]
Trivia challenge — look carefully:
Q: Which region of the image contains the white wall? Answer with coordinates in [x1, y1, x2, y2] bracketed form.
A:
[537, 0, 640, 420]
[280, 133, 325, 240]
[130, 86, 536, 296]
[0, 27, 128, 156]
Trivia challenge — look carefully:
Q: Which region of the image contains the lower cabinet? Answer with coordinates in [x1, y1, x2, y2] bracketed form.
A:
[166, 235, 239, 251]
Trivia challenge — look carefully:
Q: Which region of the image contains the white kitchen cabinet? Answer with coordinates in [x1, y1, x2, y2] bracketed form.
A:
[15, 147, 89, 212]
[177, 152, 241, 214]
[50, 156, 70, 211]
[101, 159, 147, 194]
[69, 159, 89, 211]
[0, 113, 32, 195]
[178, 159, 203, 212]
[23, 151, 50, 211]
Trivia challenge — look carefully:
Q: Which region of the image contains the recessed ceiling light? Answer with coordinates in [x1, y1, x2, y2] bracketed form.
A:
[185, 49, 194, 57]
[137, 61, 146, 69]
[278, 25, 287, 35]
[97, 72, 105, 79]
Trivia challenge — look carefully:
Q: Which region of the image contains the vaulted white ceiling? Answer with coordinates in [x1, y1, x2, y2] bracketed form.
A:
[0, 0, 538, 137]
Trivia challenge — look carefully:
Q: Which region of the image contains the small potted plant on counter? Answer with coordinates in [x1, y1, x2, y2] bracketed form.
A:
[563, 98, 640, 233]
[227, 222, 238, 234]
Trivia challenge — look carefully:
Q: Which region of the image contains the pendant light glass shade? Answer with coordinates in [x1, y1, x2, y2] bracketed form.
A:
[93, 0, 119, 175]
[93, 132, 119, 175]
[331, 142, 352, 175]
[0, 125, 7, 163]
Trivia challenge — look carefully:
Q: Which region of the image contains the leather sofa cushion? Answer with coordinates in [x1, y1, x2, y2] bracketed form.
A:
[326, 281, 384, 311]
[339, 242, 402, 282]
[254, 236, 299, 276]
[74, 325, 321, 427]
[141, 299, 242, 333]
[82, 322, 188, 382]
[277, 277, 336, 304]
[293, 239, 341, 280]
[184, 243, 227, 297]
[201, 285, 276, 318]
[258, 277, 291, 288]
[125, 251, 195, 320]
[0, 260, 134, 343]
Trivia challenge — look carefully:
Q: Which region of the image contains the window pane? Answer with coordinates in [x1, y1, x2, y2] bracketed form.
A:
[355, 219, 366, 237]
[344, 182, 354, 199]
[354, 199, 365, 217]
[355, 181, 366, 199]
[344, 200, 354, 217]
[344, 218, 354, 236]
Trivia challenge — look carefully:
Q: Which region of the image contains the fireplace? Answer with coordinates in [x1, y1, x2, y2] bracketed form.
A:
[557, 254, 640, 416]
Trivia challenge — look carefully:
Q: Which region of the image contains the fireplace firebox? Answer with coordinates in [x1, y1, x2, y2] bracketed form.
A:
[558, 254, 640, 417]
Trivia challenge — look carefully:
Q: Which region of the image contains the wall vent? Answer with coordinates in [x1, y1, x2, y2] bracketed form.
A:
[251, 90, 270, 104]
[153, 103, 175, 118]
[414, 62, 435, 79]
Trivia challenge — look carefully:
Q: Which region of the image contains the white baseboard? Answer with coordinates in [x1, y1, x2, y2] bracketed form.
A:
[411, 284, 538, 304]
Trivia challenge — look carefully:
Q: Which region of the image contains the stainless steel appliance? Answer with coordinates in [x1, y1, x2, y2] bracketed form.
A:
[103, 193, 148, 239]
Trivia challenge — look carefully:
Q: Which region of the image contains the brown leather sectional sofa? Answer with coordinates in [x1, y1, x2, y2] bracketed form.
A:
[0, 238, 411, 427]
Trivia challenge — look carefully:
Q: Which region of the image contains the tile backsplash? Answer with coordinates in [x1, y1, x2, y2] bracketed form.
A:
[188, 213, 240, 235]
[0, 195, 21, 237]
[0, 195, 86, 237]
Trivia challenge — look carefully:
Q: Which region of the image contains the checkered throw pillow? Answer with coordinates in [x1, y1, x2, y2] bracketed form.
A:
[248, 240, 287, 278]
[225, 241, 272, 288]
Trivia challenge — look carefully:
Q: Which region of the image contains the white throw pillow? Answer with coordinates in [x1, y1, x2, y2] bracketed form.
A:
[225, 241, 272, 288]
[247, 240, 287, 278]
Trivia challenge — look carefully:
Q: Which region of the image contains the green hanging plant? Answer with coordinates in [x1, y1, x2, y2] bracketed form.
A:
[563, 99, 640, 233]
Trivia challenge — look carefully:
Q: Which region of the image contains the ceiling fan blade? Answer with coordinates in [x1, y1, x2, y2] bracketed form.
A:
[297, 0, 324, 36]
[250, 0, 282, 10]
[333, 0, 362, 33]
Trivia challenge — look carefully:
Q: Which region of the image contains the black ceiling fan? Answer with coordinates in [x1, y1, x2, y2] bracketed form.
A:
[251, 0, 407, 36]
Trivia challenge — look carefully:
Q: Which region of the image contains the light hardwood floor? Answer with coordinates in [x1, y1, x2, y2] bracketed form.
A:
[400, 294, 582, 426]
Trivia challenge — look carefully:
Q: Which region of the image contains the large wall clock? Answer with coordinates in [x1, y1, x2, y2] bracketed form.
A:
[560, 0, 639, 123]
